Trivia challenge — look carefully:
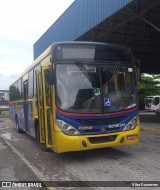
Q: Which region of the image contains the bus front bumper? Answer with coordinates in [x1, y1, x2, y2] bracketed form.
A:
[53, 125, 140, 153]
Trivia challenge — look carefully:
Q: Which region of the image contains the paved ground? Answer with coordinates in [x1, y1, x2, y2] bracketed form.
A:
[0, 111, 160, 190]
[0, 137, 44, 190]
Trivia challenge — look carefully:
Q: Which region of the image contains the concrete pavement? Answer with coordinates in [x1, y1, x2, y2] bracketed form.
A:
[0, 135, 48, 190]
[0, 112, 160, 190]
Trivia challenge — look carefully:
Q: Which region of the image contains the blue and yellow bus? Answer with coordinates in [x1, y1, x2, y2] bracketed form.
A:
[9, 42, 140, 153]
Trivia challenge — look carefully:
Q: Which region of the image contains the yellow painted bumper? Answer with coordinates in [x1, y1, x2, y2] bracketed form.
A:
[53, 124, 140, 153]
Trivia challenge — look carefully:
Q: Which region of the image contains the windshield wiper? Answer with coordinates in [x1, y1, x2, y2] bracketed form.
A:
[108, 61, 121, 84]
[76, 62, 96, 86]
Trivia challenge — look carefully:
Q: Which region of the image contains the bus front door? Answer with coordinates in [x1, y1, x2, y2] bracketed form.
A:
[36, 66, 54, 149]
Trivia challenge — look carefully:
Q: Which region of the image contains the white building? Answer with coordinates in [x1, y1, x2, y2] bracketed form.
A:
[0, 90, 9, 101]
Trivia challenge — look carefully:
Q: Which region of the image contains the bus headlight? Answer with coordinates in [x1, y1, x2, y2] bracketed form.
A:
[56, 120, 80, 135]
[123, 116, 138, 131]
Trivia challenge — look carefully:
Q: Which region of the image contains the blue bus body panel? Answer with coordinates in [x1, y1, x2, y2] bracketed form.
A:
[56, 108, 138, 135]
[27, 101, 35, 136]
[9, 102, 26, 131]
[34, 0, 133, 59]
[9, 101, 35, 137]
[9, 103, 16, 123]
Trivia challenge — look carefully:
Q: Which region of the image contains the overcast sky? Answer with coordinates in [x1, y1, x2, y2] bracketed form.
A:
[0, 0, 74, 90]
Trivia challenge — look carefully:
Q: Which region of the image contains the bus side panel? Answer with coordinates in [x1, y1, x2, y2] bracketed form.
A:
[16, 101, 26, 131]
[15, 101, 28, 133]
[13, 100, 37, 138]
[10, 101, 27, 133]
[27, 100, 36, 138]
[9, 102, 16, 123]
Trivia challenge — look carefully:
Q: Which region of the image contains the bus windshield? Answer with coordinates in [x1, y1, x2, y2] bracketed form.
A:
[56, 62, 137, 113]
[144, 97, 153, 105]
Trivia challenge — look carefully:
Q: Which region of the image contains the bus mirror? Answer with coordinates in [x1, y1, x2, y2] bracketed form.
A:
[134, 58, 141, 81]
[45, 69, 55, 85]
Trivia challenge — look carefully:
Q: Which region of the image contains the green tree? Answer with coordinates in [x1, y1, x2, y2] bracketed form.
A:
[138, 74, 160, 110]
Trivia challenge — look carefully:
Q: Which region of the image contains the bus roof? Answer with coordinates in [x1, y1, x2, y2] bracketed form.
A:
[10, 41, 133, 85]
[145, 96, 160, 98]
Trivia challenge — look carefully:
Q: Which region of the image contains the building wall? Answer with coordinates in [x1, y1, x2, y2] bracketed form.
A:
[33, 0, 133, 60]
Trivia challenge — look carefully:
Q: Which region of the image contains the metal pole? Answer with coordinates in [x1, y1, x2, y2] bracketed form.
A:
[140, 17, 160, 32]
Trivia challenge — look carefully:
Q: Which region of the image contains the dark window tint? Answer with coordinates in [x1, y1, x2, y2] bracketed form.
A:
[54, 44, 133, 62]
[28, 70, 34, 98]
[17, 79, 22, 99]
[9, 82, 20, 101]
[34, 64, 41, 97]
[154, 97, 159, 106]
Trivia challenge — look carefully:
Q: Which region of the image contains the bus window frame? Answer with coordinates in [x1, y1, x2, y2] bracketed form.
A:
[28, 69, 34, 99]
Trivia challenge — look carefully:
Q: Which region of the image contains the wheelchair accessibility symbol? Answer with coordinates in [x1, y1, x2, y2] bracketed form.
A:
[104, 98, 111, 106]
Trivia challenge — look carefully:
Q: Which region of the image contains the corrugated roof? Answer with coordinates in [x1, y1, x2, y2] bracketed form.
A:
[33, 0, 133, 59]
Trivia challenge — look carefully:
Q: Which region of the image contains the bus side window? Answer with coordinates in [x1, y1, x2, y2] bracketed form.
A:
[17, 79, 22, 100]
[154, 97, 159, 106]
[28, 69, 34, 99]
[10, 83, 19, 101]
[34, 64, 41, 97]
[23, 81, 28, 100]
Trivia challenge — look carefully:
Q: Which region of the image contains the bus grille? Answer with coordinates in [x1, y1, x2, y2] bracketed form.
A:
[88, 135, 117, 144]
[75, 116, 125, 126]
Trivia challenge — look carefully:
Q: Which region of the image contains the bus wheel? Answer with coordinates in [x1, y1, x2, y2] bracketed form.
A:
[36, 127, 49, 152]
